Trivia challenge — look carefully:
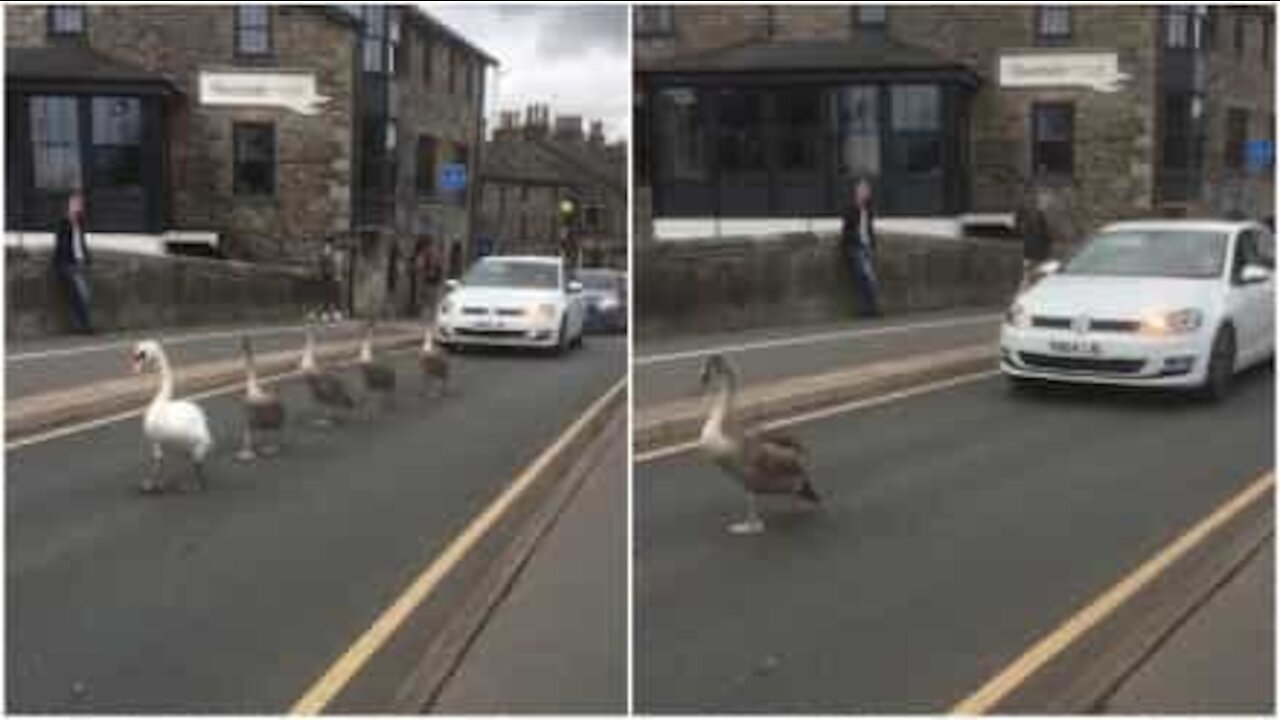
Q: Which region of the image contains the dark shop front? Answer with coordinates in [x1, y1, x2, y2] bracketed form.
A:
[638, 38, 979, 218]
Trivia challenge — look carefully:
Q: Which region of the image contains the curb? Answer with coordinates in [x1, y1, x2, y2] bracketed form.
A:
[634, 343, 997, 453]
[5, 328, 423, 442]
[389, 383, 626, 713]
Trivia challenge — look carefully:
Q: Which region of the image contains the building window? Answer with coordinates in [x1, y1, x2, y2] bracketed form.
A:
[778, 88, 822, 173]
[1031, 102, 1073, 178]
[716, 89, 767, 176]
[1234, 14, 1246, 56]
[1164, 5, 1208, 50]
[235, 5, 271, 56]
[855, 5, 887, 29]
[635, 6, 674, 37]
[361, 4, 388, 74]
[90, 97, 142, 188]
[836, 85, 881, 178]
[47, 5, 86, 37]
[1225, 108, 1249, 170]
[417, 135, 437, 196]
[656, 87, 707, 182]
[29, 96, 82, 190]
[233, 122, 276, 196]
[891, 84, 942, 176]
[1035, 6, 1071, 44]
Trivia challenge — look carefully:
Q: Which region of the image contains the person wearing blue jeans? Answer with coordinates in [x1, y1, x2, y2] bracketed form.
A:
[841, 178, 881, 317]
[52, 190, 93, 333]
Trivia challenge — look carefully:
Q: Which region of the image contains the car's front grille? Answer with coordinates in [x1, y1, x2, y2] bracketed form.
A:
[461, 307, 488, 316]
[455, 328, 527, 338]
[1031, 316, 1140, 333]
[1018, 352, 1146, 375]
[495, 308, 524, 317]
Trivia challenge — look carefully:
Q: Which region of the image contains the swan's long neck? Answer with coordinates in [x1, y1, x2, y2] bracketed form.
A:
[244, 343, 262, 395]
[360, 329, 373, 363]
[153, 347, 175, 406]
[705, 366, 736, 434]
[301, 327, 317, 372]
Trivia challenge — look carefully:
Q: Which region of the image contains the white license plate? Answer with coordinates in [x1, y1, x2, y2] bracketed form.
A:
[1049, 339, 1103, 356]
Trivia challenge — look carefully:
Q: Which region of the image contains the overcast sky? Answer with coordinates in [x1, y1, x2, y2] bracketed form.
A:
[421, 3, 630, 143]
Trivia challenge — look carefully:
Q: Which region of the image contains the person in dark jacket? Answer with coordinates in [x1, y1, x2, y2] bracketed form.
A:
[841, 178, 881, 317]
[1015, 183, 1054, 290]
[53, 190, 93, 333]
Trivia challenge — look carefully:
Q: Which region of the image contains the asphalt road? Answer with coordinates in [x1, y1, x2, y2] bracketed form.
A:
[433, 419, 627, 713]
[634, 366, 1273, 712]
[7, 337, 624, 713]
[634, 309, 999, 408]
[5, 320, 404, 400]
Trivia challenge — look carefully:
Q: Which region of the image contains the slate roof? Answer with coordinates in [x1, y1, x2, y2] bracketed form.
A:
[6, 45, 181, 93]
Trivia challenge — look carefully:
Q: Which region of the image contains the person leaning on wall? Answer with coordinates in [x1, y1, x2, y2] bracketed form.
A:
[1014, 180, 1054, 292]
[840, 177, 882, 318]
[52, 189, 94, 334]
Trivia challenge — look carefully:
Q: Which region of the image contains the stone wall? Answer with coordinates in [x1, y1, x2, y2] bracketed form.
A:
[6, 248, 326, 339]
[635, 233, 1022, 338]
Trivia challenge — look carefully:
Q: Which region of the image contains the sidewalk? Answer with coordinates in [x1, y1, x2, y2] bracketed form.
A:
[1103, 538, 1274, 714]
[433, 423, 626, 713]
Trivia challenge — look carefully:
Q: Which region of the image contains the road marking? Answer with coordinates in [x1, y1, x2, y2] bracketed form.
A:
[951, 471, 1276, 715]
[6, 321, 363, 363]
[4, 345, 419, 451]
[634, 370, 999, 464]
[634, 313, 1000, 367]
[289, 377, 626, 715]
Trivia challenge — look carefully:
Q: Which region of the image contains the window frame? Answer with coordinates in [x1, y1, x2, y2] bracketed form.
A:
[232, 122, 277, 197]
[47, 5, 87, 38]
[635, 5, 675, 39]
[29, 95, 83, 191]
[1030, 101, 1075, 181]
[1034, 5, 1072, 45]
[234, 5, 273, 59]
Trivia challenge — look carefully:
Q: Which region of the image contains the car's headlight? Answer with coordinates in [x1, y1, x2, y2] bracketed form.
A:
[598, 297, 619, 310]
[1004, 302, 1030, 329]
[1140, 308, 1203, 336]
[533, 303, 558, 321]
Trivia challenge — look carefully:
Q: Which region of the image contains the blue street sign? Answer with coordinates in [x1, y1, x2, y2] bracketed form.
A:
[1244, 139, 1274, 174]
[440, 163, 467, 191]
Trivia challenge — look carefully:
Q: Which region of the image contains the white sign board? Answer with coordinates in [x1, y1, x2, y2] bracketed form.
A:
[199, 70, 329, 115]
[999, 52, 1130, 93]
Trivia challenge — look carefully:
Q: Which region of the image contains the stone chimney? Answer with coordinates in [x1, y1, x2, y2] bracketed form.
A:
[553, 114, 584, 143]
[588, 120, 605, 146]
[523, 104, 550, 140]
[493, 109, 521, 141]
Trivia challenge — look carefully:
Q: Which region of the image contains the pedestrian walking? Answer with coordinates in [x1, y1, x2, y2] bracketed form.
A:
[1015, 183, 1054, 292]
[53, 190, 93, 334]
[841, 178, 881, 317]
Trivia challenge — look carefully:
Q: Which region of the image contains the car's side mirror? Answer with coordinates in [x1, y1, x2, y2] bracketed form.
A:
[567, 279, 584, 294]
[1038, 260, 1062, 275]
[445, 279, 460, 292]
[1240, 264, 1272, 285]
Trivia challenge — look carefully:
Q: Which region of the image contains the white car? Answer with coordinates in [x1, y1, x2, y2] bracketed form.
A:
[436, 255, 587, 352]
[1001, 220, 1274, 400]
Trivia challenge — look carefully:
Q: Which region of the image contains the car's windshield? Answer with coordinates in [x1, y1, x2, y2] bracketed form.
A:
[463, 260, 560, 289]
[1061, 230, 1228, 279]
[577, 271, 617, 291]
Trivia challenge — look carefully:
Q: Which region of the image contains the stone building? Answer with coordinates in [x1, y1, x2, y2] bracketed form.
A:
[477, 105, 628, 269]
[634, 4, 1275, 244]
[5, 4, 494, 317]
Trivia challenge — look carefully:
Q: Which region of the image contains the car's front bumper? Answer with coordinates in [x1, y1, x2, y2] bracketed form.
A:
[585, 304, 626, 333]
[436, 315, 562, 348]
[1000, 324, 1211, 388]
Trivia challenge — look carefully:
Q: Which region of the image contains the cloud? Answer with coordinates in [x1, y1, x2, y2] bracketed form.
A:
[421, 3, 630, 142]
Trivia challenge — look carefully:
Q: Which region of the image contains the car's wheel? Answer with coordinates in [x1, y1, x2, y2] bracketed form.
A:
[554, 316, 571, 356]
[1197, 325, 1236, 402]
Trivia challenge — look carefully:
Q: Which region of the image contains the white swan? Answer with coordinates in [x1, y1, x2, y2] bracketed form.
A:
[698, 353, 820, 534]
[131, 339, 214, 494]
